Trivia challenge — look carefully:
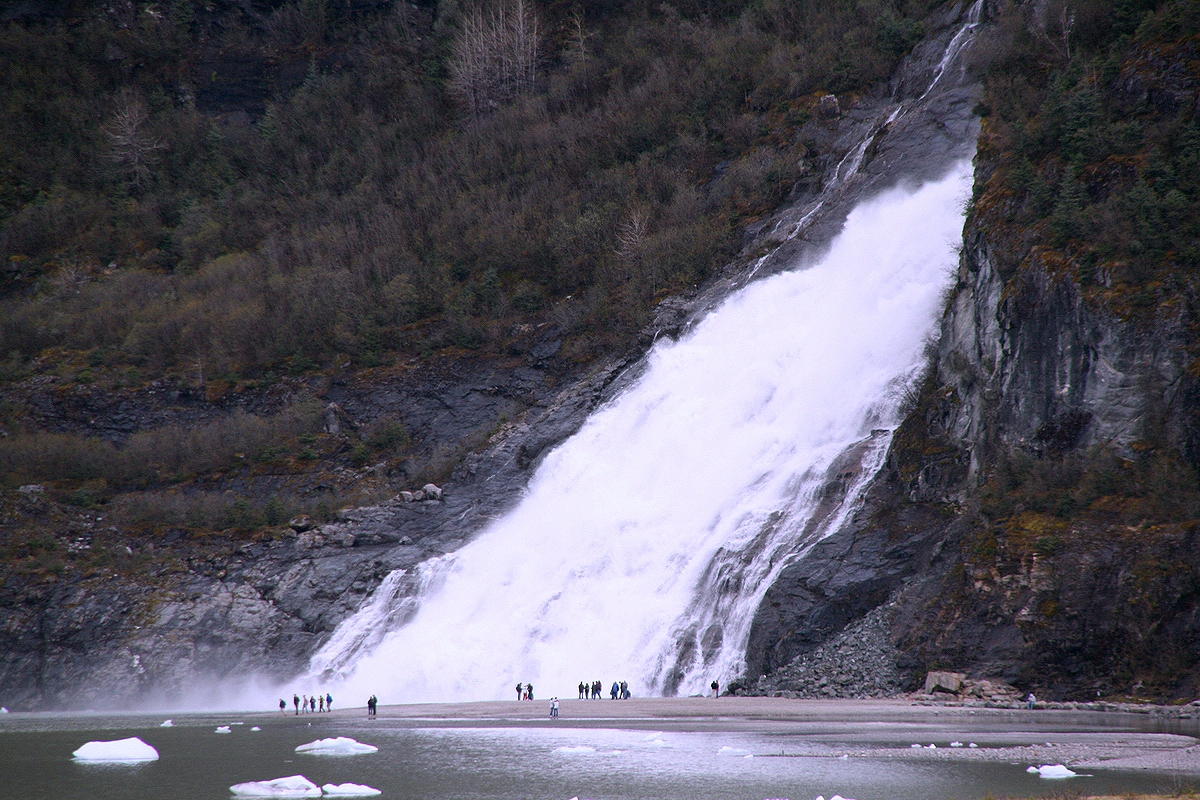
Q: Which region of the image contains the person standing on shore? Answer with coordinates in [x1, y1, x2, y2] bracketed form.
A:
[294, 694, 300, 715]
[516, 683, 523, 701]
[711, 679, 720, 697]
[550, 697, 559, 719]
[578, 681, 586, 699]
[527, 683, 534, 701]
[326, 693, 333, 712]
[1026, 693, 1036, 709]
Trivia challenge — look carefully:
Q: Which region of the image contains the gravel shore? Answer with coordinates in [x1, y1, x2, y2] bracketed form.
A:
[369, 696, 1200, 774]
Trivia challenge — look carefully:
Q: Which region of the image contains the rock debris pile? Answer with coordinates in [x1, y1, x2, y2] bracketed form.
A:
[748, 606, 905, 698]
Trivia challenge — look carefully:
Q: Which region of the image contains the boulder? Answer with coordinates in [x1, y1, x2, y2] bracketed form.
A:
[398, 491, 414, 503]
[422, 483, 443, 500]
[289, 515, 314, 532]
[322, 402, 357, 435]
[412, 490, 425, 502]
[818, 93, 840, 118]
[924, 670, 965, 694]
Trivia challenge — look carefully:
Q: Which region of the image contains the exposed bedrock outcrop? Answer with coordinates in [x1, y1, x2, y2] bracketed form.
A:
[743, 153, 1200, 702]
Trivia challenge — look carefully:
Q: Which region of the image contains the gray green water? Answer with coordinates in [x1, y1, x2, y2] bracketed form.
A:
[0, 710, 1194, 800]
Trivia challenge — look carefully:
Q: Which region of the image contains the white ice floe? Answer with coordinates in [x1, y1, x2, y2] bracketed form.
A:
[1026, 766, 1040, 774]
[321, 783, 382, 796]
[229, 775, 322, 797]
[72, 737, 159, 762]
[251, 727, 262, 731]
[160, 719, 173, 727]
[968, 743, 978, 748]
[295, 737, 379, 756]
[910, 743, 921, 748]
[554, 745, 596, 754]
[925, 744, 937, 749]
[830, 795, 858, 800]
[216, 726, 232, 734]
[2, 707, 9, 713]
[950, 741, 963, 747]
[1035, 764, 1078, 779]
[717, 746, 750, 756]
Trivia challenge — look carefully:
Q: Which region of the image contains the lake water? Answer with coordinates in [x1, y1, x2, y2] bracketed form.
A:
[1, 708, 1194, 800]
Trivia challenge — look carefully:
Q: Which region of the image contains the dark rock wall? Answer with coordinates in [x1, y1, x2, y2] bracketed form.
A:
[746, 101, 1200, 703]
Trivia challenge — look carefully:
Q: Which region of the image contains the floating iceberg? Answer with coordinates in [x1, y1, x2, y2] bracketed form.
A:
[160, 719, 173, 727]
[1036, 764, 1078, 779]
[72, 737, 159, 762]
[554, 745, 596, 754]
[968, 743, 978, 748]
[229, 775, 322, 797]
[295, 737, 378, 756]
[950, 741, 963, 747]
[251, 727, 262, 731]
[1, 707, 9, 713]
[1026, 766, 1040, 774]
[216, 726, 232, 734]
[321, 783, 382, 796]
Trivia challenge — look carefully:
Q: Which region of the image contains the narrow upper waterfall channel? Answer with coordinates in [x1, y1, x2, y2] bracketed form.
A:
[309, 157, 975, 703]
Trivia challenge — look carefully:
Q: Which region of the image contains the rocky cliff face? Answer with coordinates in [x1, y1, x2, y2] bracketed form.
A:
[744, 2, 1200, 703]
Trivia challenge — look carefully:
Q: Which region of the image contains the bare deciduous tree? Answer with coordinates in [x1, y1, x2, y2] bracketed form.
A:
[101, 91, 165, 191]
[449, 0, 541, 117]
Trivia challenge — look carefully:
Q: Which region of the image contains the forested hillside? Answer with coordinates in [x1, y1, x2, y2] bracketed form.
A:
[0, 0, 938, 525]
[1, 0, 934, 376]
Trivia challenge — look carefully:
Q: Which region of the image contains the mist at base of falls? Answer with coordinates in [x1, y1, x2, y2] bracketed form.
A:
[309, 158, 975, 704]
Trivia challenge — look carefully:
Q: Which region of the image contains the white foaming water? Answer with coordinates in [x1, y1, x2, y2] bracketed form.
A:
[311, 159, 973, 703]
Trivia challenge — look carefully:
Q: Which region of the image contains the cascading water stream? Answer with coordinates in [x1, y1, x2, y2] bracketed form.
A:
[308, 158, 974, 702]
[305, 3, 985, 703]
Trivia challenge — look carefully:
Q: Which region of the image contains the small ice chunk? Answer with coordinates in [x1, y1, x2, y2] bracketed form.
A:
[1037, 764, 1078, 779]
[0, 707, 7, 713]
[838, 754, 848, 760]
[251, 727, 262, 731]
[717, 745, 750, 756]
[950, 741, 963, 747]
[216, 726, 232, 734]
[232, 722, 244, 725]
[910, 743, 921, 748]
[321, 783, 382, 796]
[1026, 766, 1040, 774]
[295, 737, 378, 756]
[72, 737, 159, 762]
[830, 795, 857, 800]
[744, 754, 755, 759]
[229, 775, 322, 797]
[925, 744, 937, 749]
[160, 719, 173, 727]
[968, 743, 978, 748]
[553, 745, 596, 754]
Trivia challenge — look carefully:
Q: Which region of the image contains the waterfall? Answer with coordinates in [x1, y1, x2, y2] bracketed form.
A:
[308, 158, 975, 702]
